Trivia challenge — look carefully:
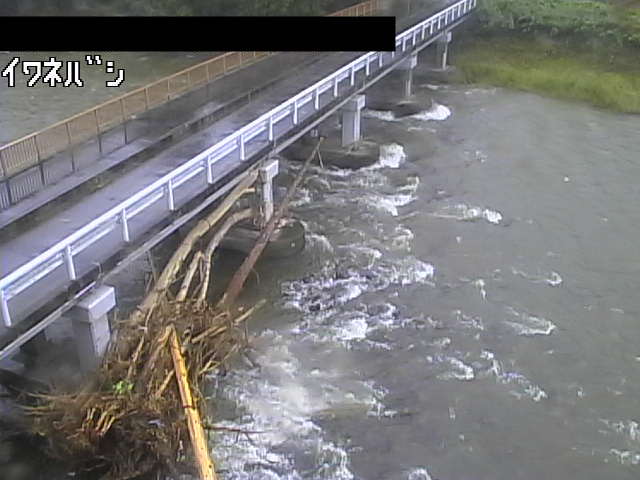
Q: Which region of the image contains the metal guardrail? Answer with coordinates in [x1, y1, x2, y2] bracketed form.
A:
[0, 0, 476, 327]
[0, 0, 381, 211]
[330, 0, 380, 16]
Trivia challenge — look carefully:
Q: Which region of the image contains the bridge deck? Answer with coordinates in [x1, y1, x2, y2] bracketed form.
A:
[0, 50, 367, 331]
[0, 0, 472, 343]
[0, 52, 327, 229]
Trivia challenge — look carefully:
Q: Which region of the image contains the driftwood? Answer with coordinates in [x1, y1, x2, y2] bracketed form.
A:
[219, 138, 323, 308]
[197, 208, 254, 306]
[169, 325, 216, 480]
[23, 141, 322, 479]
[131, 169, 258, 325]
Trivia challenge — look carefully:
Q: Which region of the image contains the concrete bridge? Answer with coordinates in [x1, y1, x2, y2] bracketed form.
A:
[0, 0, 476, 368]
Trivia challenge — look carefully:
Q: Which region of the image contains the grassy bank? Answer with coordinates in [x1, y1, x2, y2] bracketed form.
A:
[452, 34, 640, 113]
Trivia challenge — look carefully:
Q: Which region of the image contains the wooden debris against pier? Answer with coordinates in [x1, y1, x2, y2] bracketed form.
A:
[21, 140, 323, 479]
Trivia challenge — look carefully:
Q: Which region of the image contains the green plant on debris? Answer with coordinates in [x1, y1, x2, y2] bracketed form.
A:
[112, 380, 134, 396]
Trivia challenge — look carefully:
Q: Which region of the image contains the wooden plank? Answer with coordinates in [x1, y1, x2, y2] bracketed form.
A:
[168, 326, 216, 480]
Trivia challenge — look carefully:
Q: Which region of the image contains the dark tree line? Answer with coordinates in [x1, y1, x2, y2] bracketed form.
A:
[0, 0, 361, 16]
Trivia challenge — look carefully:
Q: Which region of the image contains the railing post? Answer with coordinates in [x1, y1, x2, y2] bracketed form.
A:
[167, 179, 175, 211]
[350, 66, 355, 86]
[120, 99, 128, 144]
[238, 135, 246, 160]
[333, 77, 339, 97]
[268, 116, 274, 141]
[64, 245, 77, 281]
[293, 101, 299, 125]
[0, 149, 6, 180]
[314, 89, 319, 109]
[65, 122, 76, 172]
[206, 157, 214, 184]
[121, 209, 130, 242]
[378, 52, 383, 68]
[0, 288, 10, 327]
[0, 149, 11, 207]
[94, 110, 103, 155]
[365, 56, 371, 75]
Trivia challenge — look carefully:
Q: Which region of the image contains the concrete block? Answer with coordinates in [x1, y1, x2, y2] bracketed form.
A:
[67, 285, 115, 372]
[343, 94, 366, 112]
[72, 285, 116, 323]
[398, 53, 418, 70]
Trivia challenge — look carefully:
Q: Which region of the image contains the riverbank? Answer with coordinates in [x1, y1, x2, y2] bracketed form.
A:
[451, 33, 640, 113]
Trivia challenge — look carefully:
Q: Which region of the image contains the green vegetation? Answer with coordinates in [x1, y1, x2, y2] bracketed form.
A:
[0, 0, 357, 16]
[452, 0, 640, 113]
[476, 0, 640, 46]
[112, 379, 134, 396]
[454, 34, 640, 113]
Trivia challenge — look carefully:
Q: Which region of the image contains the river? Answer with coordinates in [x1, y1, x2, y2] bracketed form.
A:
[202, 71, 640, 479]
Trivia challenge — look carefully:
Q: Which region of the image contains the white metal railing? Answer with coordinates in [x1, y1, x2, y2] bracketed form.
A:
[0, 0, 476, 327]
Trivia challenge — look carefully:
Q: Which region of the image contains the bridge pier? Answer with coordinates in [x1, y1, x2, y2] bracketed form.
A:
[435, 31, 452, 71]
[341, 94, 366, 147]
[398, 53, 418, 98]
[66, 285, 115, 373]
[255, 158, 279, 228]
[221, 158, 305, 258]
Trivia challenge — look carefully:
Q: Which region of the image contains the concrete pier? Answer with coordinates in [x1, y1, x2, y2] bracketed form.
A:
[66, 285, 115, 373]
[256, 159, 279, 228]
[398, 53, 418, 98]
[341, 95, 366, 147]
[435, 31, 452, 70]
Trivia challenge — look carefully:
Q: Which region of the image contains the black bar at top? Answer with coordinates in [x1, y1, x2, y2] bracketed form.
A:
[0, 16, 397, 51]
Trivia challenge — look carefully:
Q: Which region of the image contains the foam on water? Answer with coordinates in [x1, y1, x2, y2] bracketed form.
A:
[411, 102, 451, 121]
[546, 271, 563, 286]
[479, 350, 548, 402]
[289, 187, 312, 208]
[390, 225, 415, 251]
[511, 267, 563, 287]
[429, 354, 475, 381]
[452, 309, 484, 331]
[505, 306, 557, 336]
[282, 255, 434, 316]
[306, 232, 334, 253]
[213, 328, 400, 479]
[363, 109, 397, 121]
[598, 419, 640, 465]
[375, 143, 407, 169]
[429, 337, 452, 349]
[431, 203, 503, 225]
[359, 192, 416, 217]
[473, 278, 487, 300]
[406, 467, 435, 480]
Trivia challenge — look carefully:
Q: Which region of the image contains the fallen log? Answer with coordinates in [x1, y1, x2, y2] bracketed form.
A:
[219, 138, 323, 308]
[22, 143, 320, 478]
[169, 325, 216, 480]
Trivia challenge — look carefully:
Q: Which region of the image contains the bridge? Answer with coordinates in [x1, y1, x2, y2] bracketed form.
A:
[0, 0, 476, 367]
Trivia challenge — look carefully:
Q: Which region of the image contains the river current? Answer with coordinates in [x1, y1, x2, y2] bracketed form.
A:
[205, 76, 640, 480]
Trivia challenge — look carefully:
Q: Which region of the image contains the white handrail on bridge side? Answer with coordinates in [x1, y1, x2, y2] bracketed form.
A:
[0, 0, 476, 327]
